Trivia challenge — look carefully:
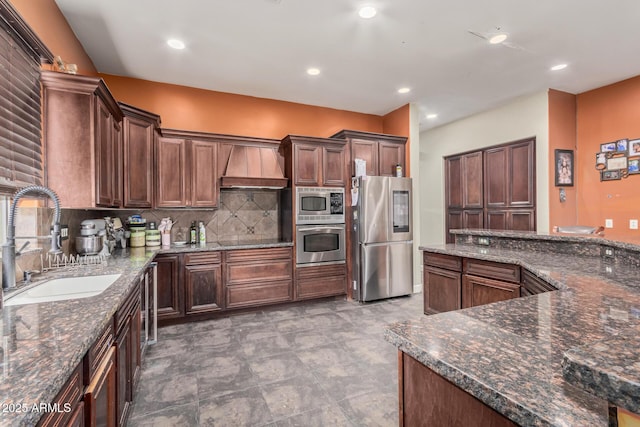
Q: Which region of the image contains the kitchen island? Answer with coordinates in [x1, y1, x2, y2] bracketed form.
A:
[385, 230, 640, 426]
[0, 239, 293, 427]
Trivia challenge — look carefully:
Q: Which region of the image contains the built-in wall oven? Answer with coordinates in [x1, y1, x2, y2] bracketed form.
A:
[296, 223, 346, 265]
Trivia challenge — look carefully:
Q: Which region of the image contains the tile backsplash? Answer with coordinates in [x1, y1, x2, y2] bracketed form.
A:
[12, 189, 282, 255]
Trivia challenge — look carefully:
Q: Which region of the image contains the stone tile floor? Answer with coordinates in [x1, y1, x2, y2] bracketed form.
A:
[129, 293, 423, 426]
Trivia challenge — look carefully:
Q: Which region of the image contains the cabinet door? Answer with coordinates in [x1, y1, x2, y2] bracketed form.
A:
[112, 119, 123, 208]
[446, 156, 463, 209]
[486, 210, 508, 230]
[123, 115, 154, 208]
[462, 152, 483, 209]
[510, 209, 535, 231]
[351, 139, 378, 176]
[295, 263, 346, 300]
[115, 322, 130, 427]
[461, 274, 520, 309]
[130, 303, 142, 392]
[190, 140, 218, 207]
[293, 144, 321, 186]
[322, 146, 346, 186]
[156, 137, 187, 207]
[378, 141, 405, 176]
[424, 266, 461, 314]
[68, 402, 84, 427]
[484, 147, 508, 208]
[508, 140, 535, 207]
[155, 254, 183, 320]
[84, 346, 116, 427]
[446, 210, 462, 243]
[463, 210, 484, 229]
[185, 264, 223, 314]
[95, 97, 114, 207]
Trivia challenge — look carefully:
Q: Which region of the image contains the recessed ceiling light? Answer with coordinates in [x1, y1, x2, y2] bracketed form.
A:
[358, 6, 377, 19]
[488, 34, 508, 44]
[167, 39, 185, 50]
[307, 68, 320, 76]
[397, 87, 410, 94]
[426, 114, 438, 119]
[551, 63, 568, 71]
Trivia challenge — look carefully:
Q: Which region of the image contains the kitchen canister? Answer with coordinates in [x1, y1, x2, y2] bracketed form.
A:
[145, 222, 161, 247]
[129, 225, 146, 248]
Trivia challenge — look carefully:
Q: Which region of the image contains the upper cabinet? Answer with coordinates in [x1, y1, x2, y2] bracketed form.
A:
[331, 130, 407, 177]
[119, 103, 161, 209]
[156, 132, 217, 208]
[484, 139, 535, 208]
[42, 71, 123, 208]
[446, 151, 483, 210]
[280, 135, 348, 187]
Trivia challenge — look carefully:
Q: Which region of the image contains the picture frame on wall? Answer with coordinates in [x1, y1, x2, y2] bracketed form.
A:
[629, 157, 640, 174]
[601, 169, 622, 181]
[616, 138, 628, 152]
[606, 155, 628, 171]
[601, 142, 617, 152]
[628, 139, 640, 156]
[554, 149, 574, 186]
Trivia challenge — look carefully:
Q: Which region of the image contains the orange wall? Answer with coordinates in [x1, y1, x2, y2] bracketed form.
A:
[11, 0, 97, 76]
[548, 89, 577, 228]
[576, 75, 640, 240]
[101, 74, 384, 140]
[382, 104, 411, 176]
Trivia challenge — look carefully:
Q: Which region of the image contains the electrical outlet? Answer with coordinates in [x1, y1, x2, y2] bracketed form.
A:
[605, 219, 614, 228]
[630, 219, 638, 230]
[477, 237, 490, 246]
[602, 246, 615, 259]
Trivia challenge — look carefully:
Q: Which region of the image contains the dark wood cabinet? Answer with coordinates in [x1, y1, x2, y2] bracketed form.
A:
[331, 130, 407, 177]
[115, 323, 130, 427]
[155, 254, 183, 320]
[280, 136, 347, 187]
[42, 71, 123, 208]
[461, 274, 521, 308]
[423, 253, 462, 314]
[521, 270, 556, 295]
[37, 362, 84, 427]
[120, 103, 160, 208]
[84, 346, 116, 427]
[224, 247, 293, 309]
[295, 263, 346, 300]
[156, 137, 217, 208]
[184, 252, 223, 314]
[444, 138, 536, 241]
[399, 351, 518, 427]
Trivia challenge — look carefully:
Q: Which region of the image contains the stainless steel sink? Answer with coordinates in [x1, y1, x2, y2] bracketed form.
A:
[4, 274, 121, 306]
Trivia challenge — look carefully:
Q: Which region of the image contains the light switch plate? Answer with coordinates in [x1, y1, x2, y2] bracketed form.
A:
[605, 219, 614, 228]
[630, 219, 638, 230]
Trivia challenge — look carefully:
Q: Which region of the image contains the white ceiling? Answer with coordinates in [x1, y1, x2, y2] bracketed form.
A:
[54, 0, 640, 131]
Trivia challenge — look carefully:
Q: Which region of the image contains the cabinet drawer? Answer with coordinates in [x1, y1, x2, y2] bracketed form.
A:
[226, 259, 293, 285]
[295, 263, 346, 280]
[115, 283, 140, 333]
[84, 319, 114, 384]
[184, 251, 221, 265]
[522, 269, 556, 294]
[463, 258, 520, 283]
[423, 252, 461, 272]
[296, 274, 346, 300]
[37, 362, 83, 427]
[224, 247, 292, 263]
[226, 280, 292, 309]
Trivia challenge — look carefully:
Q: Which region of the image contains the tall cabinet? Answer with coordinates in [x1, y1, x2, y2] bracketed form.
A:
[331, 129, 407, 177]
[445, 138, 535, 242]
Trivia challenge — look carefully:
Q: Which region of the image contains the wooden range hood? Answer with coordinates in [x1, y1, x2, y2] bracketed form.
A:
[220, 145, 288, 189]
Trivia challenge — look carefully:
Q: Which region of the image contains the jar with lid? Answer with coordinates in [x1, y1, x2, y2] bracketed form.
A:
[145, 221, 161, 247]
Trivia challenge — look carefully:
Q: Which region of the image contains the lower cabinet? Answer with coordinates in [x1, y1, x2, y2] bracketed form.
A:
[224, 247, 293, 309]
[37, 362, 84, 427]
[155, 254, 183, 321]
[424, 266, 461, 314]
[399, 351, 518, 426]
[184, 252, 223, 315]
[295, 263, 346, 300]
[84, 346, 117, 427]
[461, 274, 520, 308]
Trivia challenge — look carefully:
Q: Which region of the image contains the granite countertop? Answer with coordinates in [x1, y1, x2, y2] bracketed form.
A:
[384, 242, 640, 426]
[0, 239, 292, 426]
[0, 248, 157, 427]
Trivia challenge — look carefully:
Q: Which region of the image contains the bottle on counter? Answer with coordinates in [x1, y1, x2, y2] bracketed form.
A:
[190, 221, 197, 244]
[395, 164, 403, 177]
[199, 221, 206, 245]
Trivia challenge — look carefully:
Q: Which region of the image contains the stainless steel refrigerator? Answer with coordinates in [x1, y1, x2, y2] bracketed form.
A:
[352, 176, 413, 302]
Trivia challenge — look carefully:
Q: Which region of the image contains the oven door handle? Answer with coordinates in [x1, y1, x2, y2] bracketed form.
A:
[297, 226, 344, 232]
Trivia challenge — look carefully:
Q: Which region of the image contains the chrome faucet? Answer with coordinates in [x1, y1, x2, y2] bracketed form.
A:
[2, 186, 62, 292]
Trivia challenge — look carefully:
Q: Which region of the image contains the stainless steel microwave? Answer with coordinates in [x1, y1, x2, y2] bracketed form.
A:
[296, 186, 345, 224]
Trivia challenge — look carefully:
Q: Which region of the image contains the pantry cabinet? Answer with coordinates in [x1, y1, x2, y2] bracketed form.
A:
[156, 135, 217, 208]
[280, 135, 348, 187]
[120, 103, 160, 208]
[42, 70, 124, 208]
[331, 130, 407, 177]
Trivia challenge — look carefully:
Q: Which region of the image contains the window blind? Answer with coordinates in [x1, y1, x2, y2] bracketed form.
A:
[0, 1, 52, 194]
